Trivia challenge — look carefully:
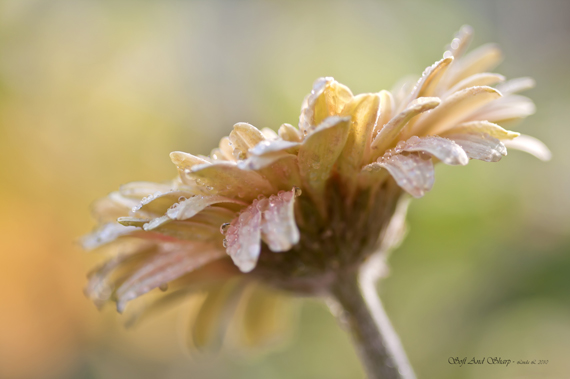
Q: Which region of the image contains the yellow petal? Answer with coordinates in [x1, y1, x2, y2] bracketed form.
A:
[411, 86, 502, 136]
[170, 151, 210, 171]
[371, 97, 441, 160]
[442, 120, 519, 140]
[448, 44, 503, 85]
[187, 162, 276, 202]
[337, 93, 381, 192]
[408, 57, 453, 100]
[374, 90, 394, 136]
[278, 123, 303, 142]
[237, 284, 294, 348]
[299, 78, 353, 134]
[191, 280, 246, 352]
[443, 73, 505, 98]
[218, 137, 235, 161]
[297, 116, 351, 208]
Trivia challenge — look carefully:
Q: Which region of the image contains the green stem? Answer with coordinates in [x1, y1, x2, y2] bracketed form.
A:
[329, 271, 416, 379]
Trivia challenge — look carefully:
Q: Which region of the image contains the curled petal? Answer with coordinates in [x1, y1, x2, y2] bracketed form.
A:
[218, 137, 235, 161]
[225, 205, 262, 272]
[229, 123, 266, 158]
[447, 132, 506, 162]
[503, 134, 552, 161]
[394, 136, 469, 166]
[299, 78, 353, 134]
[412, 86, 502, 136]
[167, 195, 247, 220]
[407, 56, 453, 100]
[378, 153, 435, 198]
[170, 151, 211, 171]
[374, 90, 395, 136]
[371, 97, 441, 159]
[116, 243, 225, 312]
[278, 123, 303, 142]
[443, 120, 519, 140]
[259, 189, 300, 252]
[261, 127, 278, 140]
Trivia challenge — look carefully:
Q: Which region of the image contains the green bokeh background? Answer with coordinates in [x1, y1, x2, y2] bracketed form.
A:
[1, 0, 569, 378]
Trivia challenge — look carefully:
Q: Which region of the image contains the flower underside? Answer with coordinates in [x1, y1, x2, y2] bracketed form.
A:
[82, 26, 550, 348]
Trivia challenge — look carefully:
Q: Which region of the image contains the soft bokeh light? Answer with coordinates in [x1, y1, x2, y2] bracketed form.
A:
[1, 0, 569, 378]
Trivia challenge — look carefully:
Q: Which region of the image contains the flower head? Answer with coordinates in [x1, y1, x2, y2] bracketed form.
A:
[83, 26, 550, 347]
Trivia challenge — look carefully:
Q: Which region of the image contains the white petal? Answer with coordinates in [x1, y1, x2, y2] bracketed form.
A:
[225, 205, 262, 272]
[495, 77, 535, 95]
[249, 139, 299, 156]
[447, 132, 506, 162]
[469, 95, 535, 123]
[443, 73, 505, 98]
[259, 189, 300, 252]
[447, 44, 503, 85]
[393, 136, 469, 166]
[378, 153, 435, 198]
[82, 223, 138, 250]
[503, 134, 551, 161]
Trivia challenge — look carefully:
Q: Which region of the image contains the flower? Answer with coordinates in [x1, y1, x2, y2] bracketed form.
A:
[82, 26, 550, 350]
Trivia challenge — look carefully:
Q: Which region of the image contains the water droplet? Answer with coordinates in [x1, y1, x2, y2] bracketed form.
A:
[220, 223, 231, 235]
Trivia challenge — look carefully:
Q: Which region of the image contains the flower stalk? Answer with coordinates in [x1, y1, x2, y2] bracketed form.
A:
[330, 270, 415, 379]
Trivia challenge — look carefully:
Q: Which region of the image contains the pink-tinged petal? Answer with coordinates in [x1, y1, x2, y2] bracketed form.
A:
[116, 243, 225, 312]
[259, 189, 300, 252]
[443, 73, 505, 98]
[412, 86, 502, 136]
[406, 57, 453, 101]
[446, 132, 506, 162]
[297, 116, 351, 207]
[358, 162, 389, 190]
[446, 44, 503, 85]
[187, 162, 276, 201]
[167, 195, 247, 220]
[337, 93, 381, 186]
[468, 95, 535, 123]
[82, 223, 139, 250]
[503, 134, 552, 161]
[224, 205, 262, 272]
[442, 120, 519, 140]
[371, 97, 441, 160]
[393, 136, 469, 166]
[299, 78, 353, 134]
[495, 77, 535, 95]
[378, 153, 435, 198]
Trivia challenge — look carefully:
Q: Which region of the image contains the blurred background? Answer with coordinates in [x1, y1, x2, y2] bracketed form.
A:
[1, 0, 569, 378]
